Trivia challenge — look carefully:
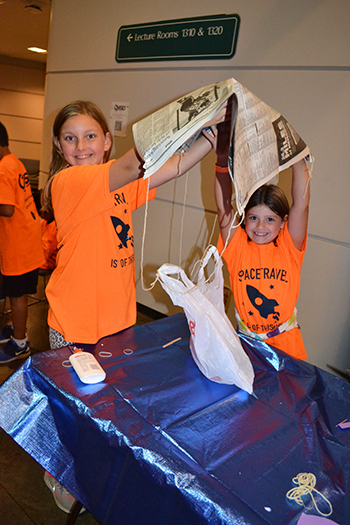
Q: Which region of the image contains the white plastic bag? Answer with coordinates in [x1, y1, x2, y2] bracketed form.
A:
[157, 246, 254, 394]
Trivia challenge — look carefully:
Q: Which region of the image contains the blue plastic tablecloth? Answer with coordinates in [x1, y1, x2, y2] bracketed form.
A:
[0, 313, 349, 524]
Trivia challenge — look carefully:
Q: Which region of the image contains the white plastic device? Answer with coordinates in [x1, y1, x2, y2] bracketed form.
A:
[69, 349, 106, 384]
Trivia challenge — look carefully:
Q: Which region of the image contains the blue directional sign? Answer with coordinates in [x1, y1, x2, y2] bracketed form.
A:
[116, 14, 240, 63]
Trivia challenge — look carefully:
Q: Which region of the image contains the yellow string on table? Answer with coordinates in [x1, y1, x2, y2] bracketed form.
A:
[286, 473, 333, 517]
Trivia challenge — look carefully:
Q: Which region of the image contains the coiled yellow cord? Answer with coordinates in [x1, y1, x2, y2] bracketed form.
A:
[286, 473, 333, 517]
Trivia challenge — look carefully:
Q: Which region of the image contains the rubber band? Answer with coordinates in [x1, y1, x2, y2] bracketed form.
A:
[286, 473, 333, 517]
[99, 351, 112, 358]
[215, 164, 229, 173]
[62, 360, 72, 368]
[123, 348, 133, 355]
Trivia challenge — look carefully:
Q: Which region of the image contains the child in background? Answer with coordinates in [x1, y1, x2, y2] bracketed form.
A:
[214, 122, 310, 360]
[0, 122, 45, 363]
[39, 207, 57, 271]
[41, 100, 228, 350]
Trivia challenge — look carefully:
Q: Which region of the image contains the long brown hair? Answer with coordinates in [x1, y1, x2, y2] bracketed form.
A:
[245, 184, 290, 219]
[41, 101, 113, 212]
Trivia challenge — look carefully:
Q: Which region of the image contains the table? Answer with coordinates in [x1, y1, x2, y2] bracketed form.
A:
[0, 313, 349, 524]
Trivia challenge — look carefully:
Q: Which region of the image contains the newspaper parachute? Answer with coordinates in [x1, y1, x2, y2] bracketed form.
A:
[133, 77, 311, 214]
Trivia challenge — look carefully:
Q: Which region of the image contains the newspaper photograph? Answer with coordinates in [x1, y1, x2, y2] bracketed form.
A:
[132, 79, 235, 178]
[132, 77, 311, 214]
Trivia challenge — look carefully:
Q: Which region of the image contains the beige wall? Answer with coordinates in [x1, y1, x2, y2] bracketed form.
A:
[0, 56, 46, 188]
[41, 0, 350, 375]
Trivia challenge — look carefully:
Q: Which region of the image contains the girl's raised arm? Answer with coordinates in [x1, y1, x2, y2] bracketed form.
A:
[288, 158, 310, 251]
[214, 116, 238, 245]
[108, 147, 143, 192]
[214, 168, 237, 245]
[148, 133, 212, 189]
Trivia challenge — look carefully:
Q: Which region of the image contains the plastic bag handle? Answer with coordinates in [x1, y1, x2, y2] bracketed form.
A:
[157, 263, 195, 293]
[197, 245, 222, 285]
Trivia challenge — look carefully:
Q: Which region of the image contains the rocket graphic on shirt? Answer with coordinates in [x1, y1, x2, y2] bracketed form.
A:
[110, 216, 134, 249]
[246, 285, 280, 321]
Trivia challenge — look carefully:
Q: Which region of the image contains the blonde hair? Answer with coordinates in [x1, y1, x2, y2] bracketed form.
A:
[41, 100, 113, 212]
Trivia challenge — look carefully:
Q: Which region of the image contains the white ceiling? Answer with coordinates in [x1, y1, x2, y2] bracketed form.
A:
[0, 0, 51, 64]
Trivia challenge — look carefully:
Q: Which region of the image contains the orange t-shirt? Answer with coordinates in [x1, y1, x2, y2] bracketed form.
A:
[46, 161, 156, 344]
[40, 219, 58, 270]
[218, 224, 307, 360]
[0, 153, 44, 275]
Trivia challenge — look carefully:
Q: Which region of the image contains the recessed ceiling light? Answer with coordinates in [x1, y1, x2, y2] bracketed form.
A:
[28, 47, 47, 54]
[24, 4, 42, 14]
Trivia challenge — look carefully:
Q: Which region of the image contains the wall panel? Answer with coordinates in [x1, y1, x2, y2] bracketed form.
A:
[0, 59, 45, 180]
[0, 90, 44, 119]
[46, 0, 350, 71]
[0, 61, 45, 93]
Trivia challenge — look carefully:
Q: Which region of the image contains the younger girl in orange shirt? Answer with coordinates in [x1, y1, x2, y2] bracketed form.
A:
[214, 125, 311, 360]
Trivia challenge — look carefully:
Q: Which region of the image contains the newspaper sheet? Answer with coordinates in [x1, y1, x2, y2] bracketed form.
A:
[132, 78, 311, 215]
[229, 79, 310, 214]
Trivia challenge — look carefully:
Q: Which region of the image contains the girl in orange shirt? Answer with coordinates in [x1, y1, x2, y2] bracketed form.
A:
[41, 100, 230, 515]
[41, 100, 228, 350]
[214, 121, 311, 360]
